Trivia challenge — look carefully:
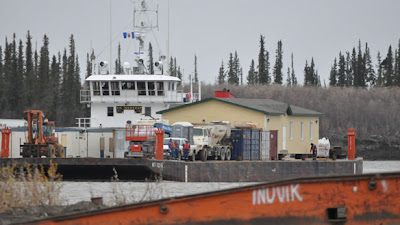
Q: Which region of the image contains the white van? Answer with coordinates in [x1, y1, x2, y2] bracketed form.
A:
[163, 138, 197, 161]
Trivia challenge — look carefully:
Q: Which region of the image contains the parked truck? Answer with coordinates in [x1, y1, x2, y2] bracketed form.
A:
[192, 121, 232, 161]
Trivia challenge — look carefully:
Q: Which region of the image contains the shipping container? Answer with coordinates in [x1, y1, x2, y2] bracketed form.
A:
[251, 130, 261, 160]
[228, 129, 243, 160]
[261, 130, 270, 160]
[242, 129, 251, 160]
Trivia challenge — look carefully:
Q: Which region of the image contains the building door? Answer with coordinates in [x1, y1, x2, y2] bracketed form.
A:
[269, 130, 278, 160]
[79, 132, 88, 157]
[282, 125, 287, 150]
[61, 134, 68, 157]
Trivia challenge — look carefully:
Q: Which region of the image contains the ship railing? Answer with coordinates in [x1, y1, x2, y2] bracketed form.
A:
[76, 118, 90, 128]
[80, 90, 91, 103]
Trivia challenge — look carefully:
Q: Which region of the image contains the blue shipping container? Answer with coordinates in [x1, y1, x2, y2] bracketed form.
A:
[242, 129, 252, 160]
[251, 130, 261, 160]
[228, 129, 243, 160]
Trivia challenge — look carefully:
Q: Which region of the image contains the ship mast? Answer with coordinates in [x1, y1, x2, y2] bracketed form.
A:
[133, 0, 159, 74]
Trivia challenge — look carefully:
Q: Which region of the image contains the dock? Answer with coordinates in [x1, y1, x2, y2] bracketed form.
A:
[0, 158, 363, 182]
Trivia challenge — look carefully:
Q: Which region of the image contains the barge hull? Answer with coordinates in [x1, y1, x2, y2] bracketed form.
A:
[30, 172, 400, 225]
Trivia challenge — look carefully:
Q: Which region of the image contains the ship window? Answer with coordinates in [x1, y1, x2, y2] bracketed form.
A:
[102, 82, 109, 96]
[107, 107, 114, 117]
[137, 82, 146, 95]
[111, 82, 120, 96]
[172, 82, 176, 91]
[148, 82, 155, 96]
[93, 82, 101, 96]
[122, 81, 135, 90]
[157, 82, 164, 96]
[167, 82, 171, 91]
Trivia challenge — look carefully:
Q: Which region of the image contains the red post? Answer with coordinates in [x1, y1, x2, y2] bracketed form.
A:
[347, 128, 356, 160]
[1, 126, 12, 158]
[154, 127, 165, 160]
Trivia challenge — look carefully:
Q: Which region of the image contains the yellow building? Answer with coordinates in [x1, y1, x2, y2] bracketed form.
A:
[157, 97, 322, 155]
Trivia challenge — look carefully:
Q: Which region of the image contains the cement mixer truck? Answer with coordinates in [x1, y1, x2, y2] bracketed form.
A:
[192, 121, 231, 161]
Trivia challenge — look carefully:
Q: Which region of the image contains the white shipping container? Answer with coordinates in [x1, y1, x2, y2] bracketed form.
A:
[261, 131, 270, 161]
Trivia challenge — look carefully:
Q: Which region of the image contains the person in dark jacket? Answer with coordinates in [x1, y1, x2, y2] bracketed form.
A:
[310, 143, 317, 160]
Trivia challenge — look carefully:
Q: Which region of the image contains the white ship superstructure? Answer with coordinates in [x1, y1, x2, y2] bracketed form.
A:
[79, 0, 198, 128]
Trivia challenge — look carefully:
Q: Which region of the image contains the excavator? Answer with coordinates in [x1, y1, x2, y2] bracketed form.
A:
[20, 110, 65, 158]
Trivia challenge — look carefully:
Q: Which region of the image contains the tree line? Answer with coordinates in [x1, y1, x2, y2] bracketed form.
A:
[0, 32, 85, 126]
[217, 35, 400, 88]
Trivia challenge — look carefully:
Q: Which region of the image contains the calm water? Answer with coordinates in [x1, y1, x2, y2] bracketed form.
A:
[59, 160, 400, 205]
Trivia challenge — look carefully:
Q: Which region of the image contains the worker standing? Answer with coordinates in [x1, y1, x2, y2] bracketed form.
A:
[168, 139, 175, 159]
[310, 143, 317, 160]
[174, 140, 179, 160]
[183, 140, 190, 161]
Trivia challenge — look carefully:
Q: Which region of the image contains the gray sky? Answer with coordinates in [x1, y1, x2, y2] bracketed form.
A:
[1, 0, 400, 85]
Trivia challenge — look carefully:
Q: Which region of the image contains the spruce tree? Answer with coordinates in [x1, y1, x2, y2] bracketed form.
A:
[148, 42, 154, 74]
[247, 59, 255, 85]
[218, 60, 225, 85]
[177, 66, 182, 83]
[303, 60, 309, 86]
[0, 46, 3, 108]
[173, 58, 177, 78]
[286, 67, 291, 86]
[384, 45, 394, 87]
[8, 34, 20, 116]
[351, 48, 358, 87]
[16, 39, 25, 112]
[337, 53, 346, 86]
[290, 53, 297, 85]
[394, 39, 400, 86]
[376, 52, 383, 86]
[345, 52, 353, 87]
[233, 51, 240, 85]
[169, 56, 174, 76]
[227, 53, 235, 85]
[115, 43, 122, 74]
[258, 35, 267, 84]
[365, 43, 376, 86]
[273, 40, 283, 84]
[194, 54, 198, 83]
[329, 58, 337, 86]
[24, 31, 35, 109]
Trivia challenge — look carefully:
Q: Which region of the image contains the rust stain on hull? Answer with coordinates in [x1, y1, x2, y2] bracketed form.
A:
[30, 173, 400, 225]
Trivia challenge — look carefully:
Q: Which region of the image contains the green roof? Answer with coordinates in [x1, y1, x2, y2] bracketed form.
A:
[157, 97, 322, 117]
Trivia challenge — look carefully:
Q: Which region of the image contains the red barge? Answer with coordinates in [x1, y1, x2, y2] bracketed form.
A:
[31, 172, 400, 225]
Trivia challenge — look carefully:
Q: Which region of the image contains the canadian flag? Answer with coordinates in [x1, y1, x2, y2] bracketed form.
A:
[188, 92, 191, 101]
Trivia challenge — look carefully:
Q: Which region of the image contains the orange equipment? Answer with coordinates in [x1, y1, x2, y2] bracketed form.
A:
[125, 121, 156, 158]
[1, 126, 12, 158]
[154, 126, 165, 160]
[347, 128, 356, 160]
[20, 110, 65, 158]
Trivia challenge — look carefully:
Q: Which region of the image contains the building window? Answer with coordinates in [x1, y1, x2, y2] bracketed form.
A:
[145, 107, 151, 116]
[102, 82, 109, 96]
[137, 82, 146, 95]
[300, 121, 304, 140]
[93, 82, 100, 96]
[111, 82, 120, 96]
[122, 81, 135, 90]
[290, 121, 293, 140]
[107, 107, 114, 117]
[310, 121, 313, 140]
[148, 82, 155, 96]
[157, 82, 164, 96]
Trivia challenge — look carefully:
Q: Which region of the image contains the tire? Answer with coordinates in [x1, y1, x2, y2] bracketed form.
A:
[190, 151, 196, 162]
[48, 145, 56, 158]
[220, 148, 226, 161]
[225, 148, 231, 161]
[57, 145, 65, 158]
[201, 149, 207, 161]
